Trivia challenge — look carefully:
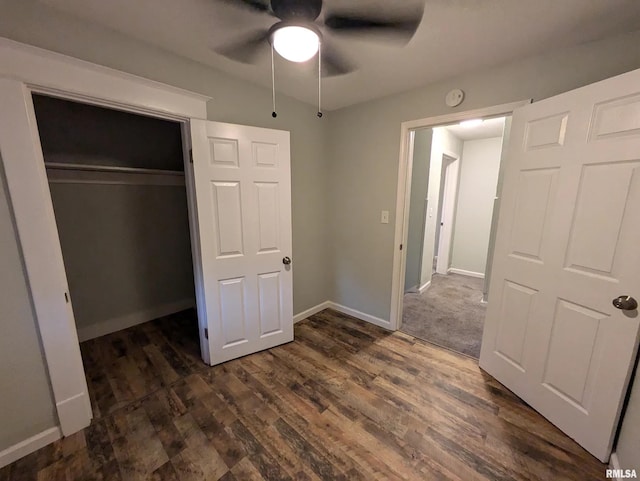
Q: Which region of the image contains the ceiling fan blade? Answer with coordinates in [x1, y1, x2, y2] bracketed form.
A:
[214, 29, 271, 63]
[216, 0, 273, 15]
[324, 8, 423, 40]
[321, 43, 356, 77]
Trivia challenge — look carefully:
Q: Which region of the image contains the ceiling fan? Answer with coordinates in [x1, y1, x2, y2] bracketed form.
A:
[214, 0, 425, 77]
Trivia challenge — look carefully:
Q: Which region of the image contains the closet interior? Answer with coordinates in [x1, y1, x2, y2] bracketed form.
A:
[32, 94, 199, 346]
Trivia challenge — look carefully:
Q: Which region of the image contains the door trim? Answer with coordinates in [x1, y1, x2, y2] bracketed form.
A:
[0, 39, 209, 437]
[435, 152, 460, 275]
[390, 100, 531, 330]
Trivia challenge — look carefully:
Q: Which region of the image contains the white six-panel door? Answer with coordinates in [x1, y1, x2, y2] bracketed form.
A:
[480, 68, 640, 461]
[190, 120, 293, 365]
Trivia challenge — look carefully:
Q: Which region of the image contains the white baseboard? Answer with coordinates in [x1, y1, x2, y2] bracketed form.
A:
[293, 301, 332, 323]
[448, 268, 485, 279]
[609, 452, 622, 481]
[57, 392, 92, 436]
[292, 300, 392, 331]
[327, 302, 392, 330]
[77, 298, 196, 341]
[0, 427, 61, 468]
[418, 281, 431, 294]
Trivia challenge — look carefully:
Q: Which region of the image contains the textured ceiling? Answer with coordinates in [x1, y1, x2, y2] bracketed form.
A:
[39, 0, 640, 110]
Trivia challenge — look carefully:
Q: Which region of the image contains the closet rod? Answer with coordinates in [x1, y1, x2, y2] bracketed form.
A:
[45, 162, 185, 176]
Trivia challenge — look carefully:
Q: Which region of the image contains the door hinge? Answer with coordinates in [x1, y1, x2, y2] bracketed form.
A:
[189, 149, 194, 164]
[204, 328, 208, 339]
[64, 292, 69, 303]
[400, 244, 403, 251]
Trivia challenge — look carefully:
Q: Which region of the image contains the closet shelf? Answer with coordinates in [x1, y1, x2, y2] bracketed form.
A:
[45, 162, 184, 176]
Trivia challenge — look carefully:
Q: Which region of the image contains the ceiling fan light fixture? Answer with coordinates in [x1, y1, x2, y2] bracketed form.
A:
[272, 25, 320, 62]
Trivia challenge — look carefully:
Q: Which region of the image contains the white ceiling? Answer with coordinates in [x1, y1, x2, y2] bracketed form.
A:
[38, 0, 640, 110]
[444, 117, 505, 141]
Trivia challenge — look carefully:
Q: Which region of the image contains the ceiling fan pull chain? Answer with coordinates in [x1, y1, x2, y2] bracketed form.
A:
[271, 43, 277, 118]
[317, 41, 323, 118]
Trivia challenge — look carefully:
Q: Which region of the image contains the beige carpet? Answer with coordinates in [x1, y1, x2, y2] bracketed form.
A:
[401, 273, 486, 358]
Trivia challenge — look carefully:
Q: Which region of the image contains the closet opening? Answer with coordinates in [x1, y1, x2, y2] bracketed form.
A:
[32, 93, 203, 417]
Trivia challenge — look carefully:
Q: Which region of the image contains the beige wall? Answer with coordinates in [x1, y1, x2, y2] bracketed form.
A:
[325, 34, 640, 467]
[420, 128, 463, 284]
[450, 137, 503, 275]
[0, 158, 57, 450]
[327, 30, 640, 321]
[36, 94, 195, 338]
[325, 31, 640, 468]
[404, 128, 432, 292]
[0, 0, 330, 316]
[2, 0, 640, 464]
[0, 1, 329, 454]
[49, 183, 195, 334]
[616, 372, 640, 472]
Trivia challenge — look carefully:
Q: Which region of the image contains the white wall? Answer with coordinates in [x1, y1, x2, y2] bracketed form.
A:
[420, 128, 463, 284]
[404, 128, 432, 291]
[450, 137, 503, 276]
[616, 373, 640, 472]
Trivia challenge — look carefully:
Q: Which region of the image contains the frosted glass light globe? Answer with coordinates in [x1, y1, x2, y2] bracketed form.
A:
[273, 26, 319, 63]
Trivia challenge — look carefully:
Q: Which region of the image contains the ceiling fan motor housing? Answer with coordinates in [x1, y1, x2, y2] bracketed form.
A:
[216, 0, 424, 77]
[271, 0, 322, 21]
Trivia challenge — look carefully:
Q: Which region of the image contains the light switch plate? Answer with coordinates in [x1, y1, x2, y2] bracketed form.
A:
[381, 210, 389, 224]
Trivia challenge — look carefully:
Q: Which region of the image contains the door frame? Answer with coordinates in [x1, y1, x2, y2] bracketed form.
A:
[435, 153, 460, 275]
[0, 38, 209, 438]
[482, 117, 512, 302]
[390, 100, 531, 330]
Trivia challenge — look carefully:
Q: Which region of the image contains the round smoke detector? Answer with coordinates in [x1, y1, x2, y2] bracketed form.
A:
[445, 89, 465, 108]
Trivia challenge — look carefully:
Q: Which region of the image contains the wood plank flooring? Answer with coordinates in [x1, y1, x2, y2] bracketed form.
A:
[0, 308, 606, 480]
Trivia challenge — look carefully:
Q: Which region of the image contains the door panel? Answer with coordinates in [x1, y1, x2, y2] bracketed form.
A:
[494, 280, 537, 370]
[258, 271, 282, 336]
[190, 120, 293, 365]
[589, 94, 640, 140]
[509, 169, 558, 261]
[480, 68, 640, 461]
[212, 181, 244, 257]
[219, 277, 249, 347]
[565, 162, 637, 275]
[524, 112, 569, 150]
[542, 299, 604, 408]
[255, 182, 280, 253]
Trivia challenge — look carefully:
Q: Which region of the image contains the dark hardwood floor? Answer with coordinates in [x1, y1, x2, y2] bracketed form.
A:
[0, 308, 606, 480]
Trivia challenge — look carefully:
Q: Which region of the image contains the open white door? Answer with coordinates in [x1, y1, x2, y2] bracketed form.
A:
[480, 68, 640, 462]
[190, 120, 293, 366]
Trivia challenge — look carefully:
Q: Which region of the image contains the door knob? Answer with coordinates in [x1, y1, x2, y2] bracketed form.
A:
[612, 295, 638, 311]
[282, 257, 291, 265]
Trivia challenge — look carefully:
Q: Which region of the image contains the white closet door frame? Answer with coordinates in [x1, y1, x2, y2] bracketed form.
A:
[0, 38, 210, 438]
